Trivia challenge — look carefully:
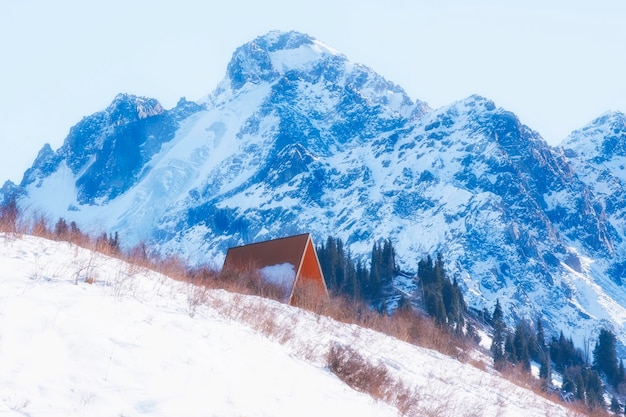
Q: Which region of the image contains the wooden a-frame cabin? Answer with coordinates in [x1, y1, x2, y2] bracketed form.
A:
[221, 233, 329, 307]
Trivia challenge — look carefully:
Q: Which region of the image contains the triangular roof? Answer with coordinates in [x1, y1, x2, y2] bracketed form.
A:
[222, 233, 328, 306]
[223, 233, 310, 272]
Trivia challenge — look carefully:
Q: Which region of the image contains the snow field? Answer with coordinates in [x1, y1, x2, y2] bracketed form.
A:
[0, 234, 573, 416]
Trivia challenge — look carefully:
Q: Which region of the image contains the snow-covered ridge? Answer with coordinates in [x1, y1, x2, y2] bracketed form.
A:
[0, 233, 572, 416]
[560, 110, 626, 160]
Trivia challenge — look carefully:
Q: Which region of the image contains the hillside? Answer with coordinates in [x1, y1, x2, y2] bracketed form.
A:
[0, 233, 575, 416]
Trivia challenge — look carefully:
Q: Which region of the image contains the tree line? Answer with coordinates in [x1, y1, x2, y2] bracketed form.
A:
[317, 237, 471, 336]
[416, 254, 467, 333]
[0, 195, 124, 256]
[488, 299, 626, 411]
[316, 237, 396, 308]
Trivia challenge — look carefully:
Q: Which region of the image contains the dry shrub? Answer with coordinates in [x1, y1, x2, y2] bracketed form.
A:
[316, 295, 361, 324]
[186, 282, 209, 317]
[216, 266, 288, 302]
[30, 214, 50, 239]
[327, 342, 423, 416]
[327, 342, 484, 417]
[124, 241, 152, 268]
[289, 279, 329, 311]
[319, 299, 469, 359]
[327, 342, 392, 399]
[153, 255, 189, 282]
[469, 357, 488, 372]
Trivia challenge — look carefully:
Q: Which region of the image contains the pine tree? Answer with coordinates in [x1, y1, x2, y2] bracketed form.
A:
[537, 318, 551, 384]
[54, 217, 68, 239]
[539, 350, 552, 384]
[109, 232, 120, 253]
[367, 242, 381, 301]
[535, 318, 546, 361]
[593, 328, 621, 388]
[381, 239, 396, 280]
[355, 258, 367, 302]
[318, 237, 343, 296]
[317, 236, 387, 304]
[583, 367, 604, 410]
[343, 248, 358, 301]
[418, 255, 446, 325]
[505, 333, 516, 364]
[490, 299, 507, 370]
[562, 367, 577, 395]
[550, 331, 584, 372]
[318, 237, 335, 291]
[0, 194, 19, 233]
[69, 221, 82, 242]
[513, 322, 531, 371]
[336, 239, 347, 294]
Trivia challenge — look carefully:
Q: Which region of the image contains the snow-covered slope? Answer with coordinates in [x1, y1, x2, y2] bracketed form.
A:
[7, 30, 626, 352]
[0, 233, 572, 416]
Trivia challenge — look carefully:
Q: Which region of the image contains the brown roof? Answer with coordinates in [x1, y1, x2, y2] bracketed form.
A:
[222, 233, 311, 272]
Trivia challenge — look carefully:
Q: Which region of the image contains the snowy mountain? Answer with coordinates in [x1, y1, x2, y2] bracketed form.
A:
[6, 30, 626, 350]
[560, 111, 626, 262]
[0, 233, 574, 416]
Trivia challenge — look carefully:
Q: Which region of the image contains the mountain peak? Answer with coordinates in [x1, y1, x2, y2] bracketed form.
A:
[561, 110, 626, 160]
[592, 110, 626, 125]
[226, 30, 345, 90]
[105, 93, 164, 126]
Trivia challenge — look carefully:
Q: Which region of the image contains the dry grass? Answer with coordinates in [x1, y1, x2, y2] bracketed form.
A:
[327, 342, 420, 416]
[0, 210, 603, 416]
[327, 342, 392, 398]
[326, 342, 485, 417]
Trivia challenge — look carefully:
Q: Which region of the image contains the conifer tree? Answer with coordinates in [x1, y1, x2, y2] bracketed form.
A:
[109, 232, 120, 253]
[368, 242, 382, 301]
[513, 322, 531, 371]
[0, 195, 18, 233]
[562, 367, 577, 396]
[355, 258, 368, 302]
[381, 239, 396, 280]
[583, 367, 604, 409]
[539, 351, 552, 383]
[343, 248, 358, 301]
[490, 299, 507, 370]
[54, 217, 68, 239]
[69, 221, 82, 242]
[335, 239, 346, 293]
[318, 237, 342, 296]
[535, 318, 546, 360]
[550, 331, 584, 372]
[418, 255, 446, 325]
[593, 328, 621, 388]
[317, 236, 389, 304]
[504, 333, 516, 364]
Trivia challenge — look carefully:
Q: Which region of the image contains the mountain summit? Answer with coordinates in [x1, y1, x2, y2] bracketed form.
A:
[6, 31, 626, 350]
[225, 31, 344, 89]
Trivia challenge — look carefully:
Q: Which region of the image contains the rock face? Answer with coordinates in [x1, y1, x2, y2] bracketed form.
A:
[8, 30, 626, 349]
[560, 111, 626, 282]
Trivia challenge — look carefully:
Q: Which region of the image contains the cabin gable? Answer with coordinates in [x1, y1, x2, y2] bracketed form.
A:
[222, 233, 329, 307]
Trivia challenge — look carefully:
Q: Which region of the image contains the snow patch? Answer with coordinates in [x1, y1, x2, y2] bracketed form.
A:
[260, 263, 296, 289]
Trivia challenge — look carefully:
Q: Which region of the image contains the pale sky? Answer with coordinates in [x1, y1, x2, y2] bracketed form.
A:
[1, 0, 625, 184]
